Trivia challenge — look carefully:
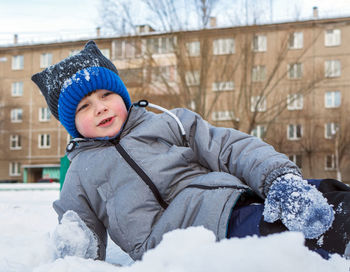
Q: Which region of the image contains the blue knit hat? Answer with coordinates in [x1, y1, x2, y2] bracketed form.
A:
[32, 41, 131, 138]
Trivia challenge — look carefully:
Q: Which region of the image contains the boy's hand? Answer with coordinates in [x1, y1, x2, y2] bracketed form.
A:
[51, 210, 98, 259]
[263, 174, 334, 239]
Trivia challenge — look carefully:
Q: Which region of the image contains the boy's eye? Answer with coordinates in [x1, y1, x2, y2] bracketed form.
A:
[102, 92, 113, 98]
[76, 103, 88, 113]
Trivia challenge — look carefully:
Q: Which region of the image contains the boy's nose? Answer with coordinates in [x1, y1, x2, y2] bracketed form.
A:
[95, 103, 108, 115]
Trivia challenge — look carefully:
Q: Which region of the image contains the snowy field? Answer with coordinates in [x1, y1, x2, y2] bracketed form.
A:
[0, 184, 349, 272]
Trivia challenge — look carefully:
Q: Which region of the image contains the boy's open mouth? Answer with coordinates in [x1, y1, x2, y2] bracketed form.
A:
[98, 117, 114, 126]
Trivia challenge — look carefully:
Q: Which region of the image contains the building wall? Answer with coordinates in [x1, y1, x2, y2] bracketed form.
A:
[0, 18, 349, 183]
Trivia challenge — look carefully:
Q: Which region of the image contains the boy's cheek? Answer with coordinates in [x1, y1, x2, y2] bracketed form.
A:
[75, 116, 92, 137]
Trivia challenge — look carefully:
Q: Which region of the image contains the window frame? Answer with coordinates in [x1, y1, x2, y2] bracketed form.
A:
[212, 81, 234, 92]
[186, 41, 201, 57]
[10, 108, 23, 123]
[288, 63, 303, 79]
[39, 107, 51, 122]
[10, 135, 22, 150]
[251, 125, 266, 139]
[38, 134, 51, 149]
[325, 60, 341, 78]
[250, 96, 267, 112]
[325, 154, 336, 170]
[9, 162, 21, 177]
[11, 81, 24, 97]
[287, 94, 303, 110]
[325, 122, 339, 139]
[325, 91, 341, 108]
[40, 53, 53, 68]
[185, 70, 200, 86]
[325, 29, 341, 47]
[289, 154, 302, 169]
[12, 55, 24, 70]
[213, 38, 235, 55]
[253, 35, 267, 52]
[287, 124, 302, 140]
[252, 65, 266, 82]
[289, 32, 303, 49]
[146, 36, 176, 55]
[212, 111, 235, 121]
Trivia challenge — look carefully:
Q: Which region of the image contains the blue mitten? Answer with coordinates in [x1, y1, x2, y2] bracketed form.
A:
[263, 174, 334, 239]
[51, 210, 98, 259]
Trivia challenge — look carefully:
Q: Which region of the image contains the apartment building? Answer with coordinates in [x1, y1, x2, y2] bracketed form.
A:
[0, 15, 349, 183]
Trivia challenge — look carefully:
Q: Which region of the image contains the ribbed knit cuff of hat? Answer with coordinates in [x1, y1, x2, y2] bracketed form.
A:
[58, 66, 131, 138]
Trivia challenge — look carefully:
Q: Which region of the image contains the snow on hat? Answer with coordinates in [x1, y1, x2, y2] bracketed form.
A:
[31, 40, 131, 138]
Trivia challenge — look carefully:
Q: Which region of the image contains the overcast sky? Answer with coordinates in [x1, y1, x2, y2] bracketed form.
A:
[1, 0, 350, 45]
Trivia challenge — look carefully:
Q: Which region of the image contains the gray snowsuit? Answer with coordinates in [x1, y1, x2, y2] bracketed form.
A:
[53, 104, 300, 261]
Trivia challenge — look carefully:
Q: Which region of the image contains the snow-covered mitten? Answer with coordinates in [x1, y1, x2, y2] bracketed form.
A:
[263, 174, 334, 239]
[51, 210, 98, 259]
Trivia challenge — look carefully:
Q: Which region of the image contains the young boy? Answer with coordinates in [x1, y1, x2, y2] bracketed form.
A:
[32, 41, 349, 261]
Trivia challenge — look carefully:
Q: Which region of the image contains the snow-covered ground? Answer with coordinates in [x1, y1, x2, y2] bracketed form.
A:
[0, 184, 349, 272]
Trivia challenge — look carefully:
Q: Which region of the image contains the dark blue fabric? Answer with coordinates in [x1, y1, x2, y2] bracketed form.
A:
[306, 179, 322, 189]
[227, 203, 264, 238]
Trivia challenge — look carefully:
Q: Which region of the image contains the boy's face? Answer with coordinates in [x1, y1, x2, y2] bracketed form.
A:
[75, 89, 128, 138]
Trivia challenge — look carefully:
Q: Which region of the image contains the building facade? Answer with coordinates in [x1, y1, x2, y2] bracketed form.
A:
[0, 16, 349, 183]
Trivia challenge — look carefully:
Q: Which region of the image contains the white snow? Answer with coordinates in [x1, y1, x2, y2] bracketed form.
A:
[0, 184, 349, 272]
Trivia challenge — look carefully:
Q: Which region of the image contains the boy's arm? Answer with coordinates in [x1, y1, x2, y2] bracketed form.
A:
[174, 108, 301, 198]
[53, 170, 107, 260]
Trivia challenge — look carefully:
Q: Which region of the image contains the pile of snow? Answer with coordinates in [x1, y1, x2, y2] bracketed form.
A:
[0, 186, 349, 272]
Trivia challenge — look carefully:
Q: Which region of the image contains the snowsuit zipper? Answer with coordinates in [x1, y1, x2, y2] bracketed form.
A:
[115, 143, 169, 209]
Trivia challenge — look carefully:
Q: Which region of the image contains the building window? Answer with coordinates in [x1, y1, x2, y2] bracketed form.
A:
[289, 154, 302, 169]
[12, 55, 24, 70]
[114, 39, 142, 59]
[100, 49, 110, 59]
[39, 107, 51, 122]
[185, 71, 200, 86]
[188, 100, 196, 111]
[38, 134, 51, 149]
[251, 125, 266, 139]
[146, 36, 176, 55]
[213, 38, 235, 55]
[288, 63, 303, 79]
[252, 65, 266, 82]
[11, 82, 23, 96]
[119, 68, 143, 86]
[287, 124, 302, 140]
[212, 81, 234, 92]
[253, 35, 267, 52]
[40, 53, 53, 68]
[325, 154, 336, 170]
[10, 135, 22, 150]
[9, 162, 21, 176]
[325, 122, 339, 139]
[186, 41, 200, 57]
[68, 49, 80, 56]
[11, 108, 23, 123]
[325, 29, 341, 47]
[325, 91, 341, 108]
[287, 94, 303, 110]
[152, 65, 177, 83]
[250, 96, 267, 112]
[325, 60, 341, 78]
[212, 111, 235, 121]
[289, 32, 303, 49]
